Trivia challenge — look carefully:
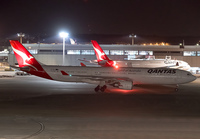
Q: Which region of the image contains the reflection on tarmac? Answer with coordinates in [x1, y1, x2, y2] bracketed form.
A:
[0, 76, 200, 138]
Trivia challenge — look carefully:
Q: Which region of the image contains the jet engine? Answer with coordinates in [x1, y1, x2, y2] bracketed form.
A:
[20, 66, 30, 72]
[98, 60, 117, 67]
[98, 60, 108, 66]
[111, 81, 133, 90]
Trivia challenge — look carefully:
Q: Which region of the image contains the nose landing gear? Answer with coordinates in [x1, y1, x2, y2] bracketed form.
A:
[175, 84, 179, 92]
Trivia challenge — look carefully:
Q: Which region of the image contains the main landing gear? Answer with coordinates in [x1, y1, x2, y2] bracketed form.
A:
[95, 85, 107, 92]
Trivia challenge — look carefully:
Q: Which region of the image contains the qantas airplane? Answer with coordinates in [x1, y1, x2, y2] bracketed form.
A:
[10, 40, 196, 92]
[80, 40, 190, 70]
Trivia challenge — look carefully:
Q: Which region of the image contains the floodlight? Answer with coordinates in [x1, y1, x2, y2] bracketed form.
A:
[59, 32, 69, 38]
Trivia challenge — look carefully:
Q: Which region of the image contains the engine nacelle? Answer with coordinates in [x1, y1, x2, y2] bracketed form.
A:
[98, 60, 116, 67]
[98, 60, 108, 66]
[20, 66, 30, 72]
[112, 81, 133, 90]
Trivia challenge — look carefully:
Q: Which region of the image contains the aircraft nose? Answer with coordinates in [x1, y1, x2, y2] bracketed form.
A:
[191, 74, 197, 81]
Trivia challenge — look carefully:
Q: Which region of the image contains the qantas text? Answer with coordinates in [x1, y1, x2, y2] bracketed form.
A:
[147, 69, 176, 74]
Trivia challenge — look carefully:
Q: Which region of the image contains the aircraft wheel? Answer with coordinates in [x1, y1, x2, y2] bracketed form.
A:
[95, 85, 100, 92]
[100, 85, 107, 92]
[175, 84, 179, 92]
[175, 88, 179, 92]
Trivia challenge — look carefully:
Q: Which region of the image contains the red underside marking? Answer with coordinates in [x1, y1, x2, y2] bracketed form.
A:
[29, 71, 53, 80]
[61, 70, 69, 75]
[80, 62, 86, 67]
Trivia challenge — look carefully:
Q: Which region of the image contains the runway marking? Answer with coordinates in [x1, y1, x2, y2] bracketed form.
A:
[22, 119, 45, 139]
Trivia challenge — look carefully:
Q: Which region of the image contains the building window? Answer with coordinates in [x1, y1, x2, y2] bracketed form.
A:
[154, 51, 168, 53]
[183, 51, 196, 56]
[139, 51, 153, 55]
[103, 50, 109, 55]
[28, 49, 38, 54]
[124, 50, 138, 55]
[39, 50, 52, 54]
[197, 51, 200, 56]
[67, 50, 80, 55]
[110, 50, 124, 55]
[81, 50, 95, 55]
[52, 50, 63, 54]
[170, 51, 181, 53]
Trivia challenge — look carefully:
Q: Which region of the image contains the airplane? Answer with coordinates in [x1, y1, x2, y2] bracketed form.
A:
[79, 40, 191, 70]
[9, 40, 196, 92]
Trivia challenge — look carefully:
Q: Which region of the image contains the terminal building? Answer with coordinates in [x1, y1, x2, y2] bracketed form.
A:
[6, 43, 200, 73]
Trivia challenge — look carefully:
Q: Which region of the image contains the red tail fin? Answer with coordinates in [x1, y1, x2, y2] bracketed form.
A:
[10, 40, 43, 71]
[9, 40, 52, 79]
[91, 40, 110, 62]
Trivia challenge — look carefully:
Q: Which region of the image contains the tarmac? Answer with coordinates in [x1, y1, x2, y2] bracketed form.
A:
[0, 75, 200, 139]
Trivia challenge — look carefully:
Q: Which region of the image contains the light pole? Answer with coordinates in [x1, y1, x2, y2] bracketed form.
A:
[17, 32, 25, 43]
[59, 32, 69, 65]
[129, 34, 136, 45]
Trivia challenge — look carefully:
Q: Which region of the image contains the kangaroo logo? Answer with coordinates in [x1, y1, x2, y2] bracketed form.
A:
[93, 46, 107, 61]
[12, 46, 38, 71]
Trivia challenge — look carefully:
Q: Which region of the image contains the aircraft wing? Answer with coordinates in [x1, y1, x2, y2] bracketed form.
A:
[81, 75, 131, 81]
[60, 70, 133, 88]
[10, 65, 20, 70]
[62, 71, 131, 81]
[78, 58, 98, 64]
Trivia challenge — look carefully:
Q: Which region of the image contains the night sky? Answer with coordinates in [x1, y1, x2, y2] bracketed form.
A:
[1, 0, 200, 44]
